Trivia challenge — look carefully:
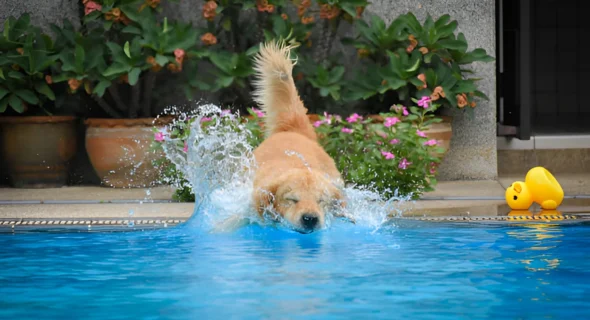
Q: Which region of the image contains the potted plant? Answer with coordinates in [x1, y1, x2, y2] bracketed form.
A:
[50, 0, 198, 188]
[339, 13, 494, 155]
[0, 14, 78, 188]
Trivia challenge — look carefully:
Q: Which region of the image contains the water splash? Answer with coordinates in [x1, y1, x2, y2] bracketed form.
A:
[158, 104, 412, 233]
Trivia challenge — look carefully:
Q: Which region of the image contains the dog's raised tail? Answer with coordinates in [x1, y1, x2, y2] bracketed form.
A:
[252, 40, 315, 139]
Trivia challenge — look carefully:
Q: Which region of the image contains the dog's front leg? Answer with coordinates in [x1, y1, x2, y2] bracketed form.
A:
[211, 214, 251, 233]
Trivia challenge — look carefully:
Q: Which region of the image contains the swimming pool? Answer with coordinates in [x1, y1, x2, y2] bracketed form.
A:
[1, 220, 589, 319]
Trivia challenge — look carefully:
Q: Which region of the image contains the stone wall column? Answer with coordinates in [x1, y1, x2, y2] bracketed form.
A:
[0, 0, 81, 32]
[369, 0, 498, 180]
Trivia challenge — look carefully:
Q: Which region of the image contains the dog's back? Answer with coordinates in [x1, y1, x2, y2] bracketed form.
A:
[251, 41, 317, 141]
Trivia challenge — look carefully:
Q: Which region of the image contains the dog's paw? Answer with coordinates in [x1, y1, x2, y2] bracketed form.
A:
[211, 215, 250, 233]
[333, 211, 356, 224]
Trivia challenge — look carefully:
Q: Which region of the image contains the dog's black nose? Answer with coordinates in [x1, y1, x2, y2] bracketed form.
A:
[301, 214, 319, 230]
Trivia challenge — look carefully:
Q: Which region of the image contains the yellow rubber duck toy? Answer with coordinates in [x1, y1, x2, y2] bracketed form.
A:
[505, 181, 533, 210]
[505, 167, 564, 210]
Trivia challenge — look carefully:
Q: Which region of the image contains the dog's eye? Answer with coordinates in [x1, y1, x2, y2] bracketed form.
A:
[285, 198, 299, 204]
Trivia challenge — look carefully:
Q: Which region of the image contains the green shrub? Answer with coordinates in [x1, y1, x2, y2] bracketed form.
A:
[342, 13, 494, 115]
[153, 97, 444, 201]
[314, 97, 444, 199]
[0, 14, 58, 114]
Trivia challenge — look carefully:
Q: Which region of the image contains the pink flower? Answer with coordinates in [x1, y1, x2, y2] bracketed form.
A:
[251, 107, 265, 118]
[381, 151, 395, 160]
[376, 141, 383, 145]
[334, 115, 342, 123]
[416, 130, 427, 138]
[341, 128, 353, 134]
[200, 117, 212, 123]
[429, 162, 437, 174]
[84, 1, 102, 15]
[398, 158, 411, 170]
[417, 96, 431, 108]
[384, 117, 401, 127]
[313, 120, 323, 128]
[389, 139, 399, 145]
[378, 132, 387, 138]
[183, 141, 188, 153]
[221, 109, 231, 116]
[393, 105, 409, 116]
[174, 49, 186, 59]
[346, 113, 362, 123]
[424, 139, 438, 146]
[154, 131, 165, 142]
[323, 112, 332, 124]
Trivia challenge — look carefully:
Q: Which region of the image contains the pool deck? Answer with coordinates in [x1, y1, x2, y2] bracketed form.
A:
[1, 174, 589, 230]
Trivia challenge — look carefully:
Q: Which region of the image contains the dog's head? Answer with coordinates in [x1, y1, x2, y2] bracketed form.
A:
[254, 169, 346, 233]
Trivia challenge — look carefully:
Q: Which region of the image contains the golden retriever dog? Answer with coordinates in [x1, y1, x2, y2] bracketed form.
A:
[249, 40, 349, 233]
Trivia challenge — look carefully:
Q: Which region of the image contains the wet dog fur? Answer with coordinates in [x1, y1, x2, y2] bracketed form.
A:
[248, 40, 350, 233]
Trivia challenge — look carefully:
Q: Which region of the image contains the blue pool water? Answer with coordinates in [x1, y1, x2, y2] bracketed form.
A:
[1, 221, 589, 319]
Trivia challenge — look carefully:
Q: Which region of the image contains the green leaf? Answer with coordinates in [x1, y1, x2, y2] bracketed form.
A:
[34, 82, 55, 101]
[385, 77, 406, 90]
[402, 12, 422, 35]
[15, 89, 39, 105]
[103, 62, 131, 77]
[329, 66, 345, 84]
[473, 90, 489, 100]
[106, 42, 127, 61]
[222, 18, 232, 31]
[209, 52, 232, 73]
[438, 39, 467, 52]
[93, 80, 111, 97]
[0, 86, 8, 101]
[128, 67, 141, 86]
[405, 56, 421, 73]
[370, 14, 386, 32]
[75, 44, 85, 74]
[122, 25, 142, 35]
[436, 20, 458, 39]
[104, 21, 113, 31]
[123, 41, 131, 59]
[245, 45, 260, 56]
[0, 69, 4, 80]
[409, 77, 425, 88]
[0, 97, 8, 112]
[340, 4, 357, 18]
[216, 76, 234, 88]
[83, 11, 101, 24]
[453, 80, 477, 93]
[155, 54, 169, 66]
[8, 94, 24, 113]
[330, 89, 341, 101]
[434, 14, 451, 29]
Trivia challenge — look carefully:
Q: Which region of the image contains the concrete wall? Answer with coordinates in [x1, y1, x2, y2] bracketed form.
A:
[0, 0, 80, 32]
[368, 0, 498, 180]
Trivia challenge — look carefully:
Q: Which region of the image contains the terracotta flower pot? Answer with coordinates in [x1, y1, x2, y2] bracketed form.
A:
[85, 118, 171, 188]
[0, 116, 77, 188]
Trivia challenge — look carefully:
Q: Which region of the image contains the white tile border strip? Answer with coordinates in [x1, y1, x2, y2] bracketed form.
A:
[498, 135, 590, 150]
